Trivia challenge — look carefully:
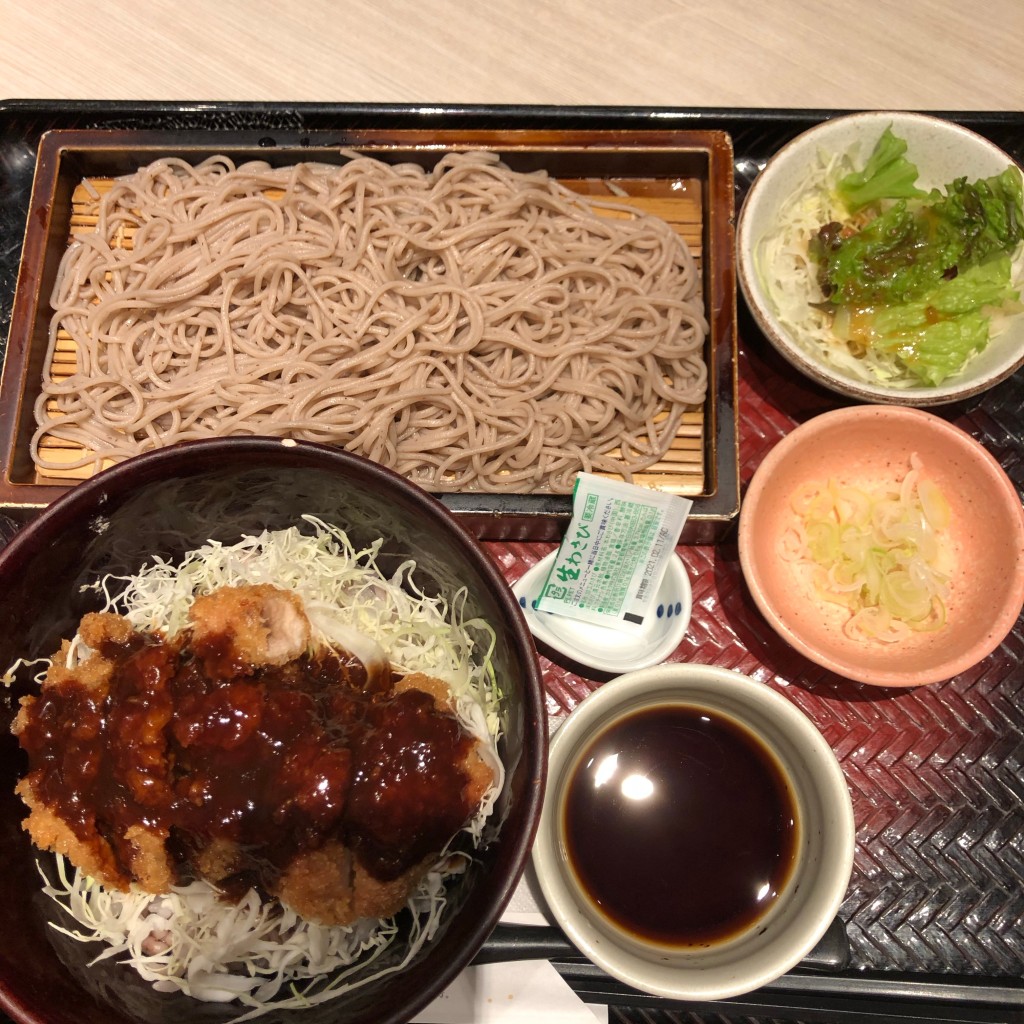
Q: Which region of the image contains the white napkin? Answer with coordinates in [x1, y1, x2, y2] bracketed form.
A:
[499, 858, 556, 927]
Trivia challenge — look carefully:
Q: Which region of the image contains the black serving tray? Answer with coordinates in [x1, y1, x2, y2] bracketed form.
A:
[1, 100, 1023, 1024]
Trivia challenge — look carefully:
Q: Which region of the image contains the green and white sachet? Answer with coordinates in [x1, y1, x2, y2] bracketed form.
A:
[536, 473, 691, 632]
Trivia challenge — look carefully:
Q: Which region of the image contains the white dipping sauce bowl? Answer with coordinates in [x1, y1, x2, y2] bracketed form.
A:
[532, 664, 855, 1001]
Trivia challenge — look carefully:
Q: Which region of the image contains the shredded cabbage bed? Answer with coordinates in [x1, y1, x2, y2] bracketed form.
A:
[15, 518, 504, 1020]
[780, 455, 953, 643]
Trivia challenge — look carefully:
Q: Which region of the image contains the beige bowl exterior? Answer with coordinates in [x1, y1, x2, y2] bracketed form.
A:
[736, 110, 1024, 405]
[739, 406, 1024, 687]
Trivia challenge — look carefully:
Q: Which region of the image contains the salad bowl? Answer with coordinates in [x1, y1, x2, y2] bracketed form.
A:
[737, 110, 1024, 405]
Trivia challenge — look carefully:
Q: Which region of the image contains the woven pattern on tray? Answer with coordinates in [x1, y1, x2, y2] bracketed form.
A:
[491, 336, 1024, 979]
[37, 174, 707, 494]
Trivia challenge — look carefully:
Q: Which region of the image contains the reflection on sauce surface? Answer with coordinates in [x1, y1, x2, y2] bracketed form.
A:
[562, 703, 799, 947]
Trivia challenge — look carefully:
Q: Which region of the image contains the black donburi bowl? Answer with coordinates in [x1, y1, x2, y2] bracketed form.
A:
[0, 437, 547, 1024]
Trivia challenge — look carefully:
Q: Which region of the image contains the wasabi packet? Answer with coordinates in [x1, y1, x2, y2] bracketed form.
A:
[536, 473, 691, 632]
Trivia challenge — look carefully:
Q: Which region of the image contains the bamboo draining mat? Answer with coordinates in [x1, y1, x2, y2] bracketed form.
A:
[38, 174, 707, 493]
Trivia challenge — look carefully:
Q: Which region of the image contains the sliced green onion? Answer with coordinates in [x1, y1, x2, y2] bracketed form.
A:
[789, 456, 951, 642]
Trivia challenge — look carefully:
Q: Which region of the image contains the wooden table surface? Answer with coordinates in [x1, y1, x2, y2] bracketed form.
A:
[1, 0, 1020, 110]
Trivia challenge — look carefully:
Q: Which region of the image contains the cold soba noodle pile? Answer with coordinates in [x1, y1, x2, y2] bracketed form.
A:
[36, 151, 708, 491]
[5, 520, 503, 1017]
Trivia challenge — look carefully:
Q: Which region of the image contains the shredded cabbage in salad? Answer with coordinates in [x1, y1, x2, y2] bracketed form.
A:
[780, 455, 953, 642]
[757, 145, 912, 386]
[9, 518, 504, 1019]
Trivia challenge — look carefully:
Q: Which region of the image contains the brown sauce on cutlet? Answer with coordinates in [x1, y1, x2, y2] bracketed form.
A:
[18, 625, 479, 895]
[22, 634, 176, 839]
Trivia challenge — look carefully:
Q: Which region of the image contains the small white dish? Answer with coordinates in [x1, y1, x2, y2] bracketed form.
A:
[512, 551, 691, 674]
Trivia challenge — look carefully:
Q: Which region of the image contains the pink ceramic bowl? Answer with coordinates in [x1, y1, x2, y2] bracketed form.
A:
[739, 407, 1024, 687]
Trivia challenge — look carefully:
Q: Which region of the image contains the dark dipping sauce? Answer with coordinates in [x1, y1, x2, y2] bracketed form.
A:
[562, 703, 799, 948]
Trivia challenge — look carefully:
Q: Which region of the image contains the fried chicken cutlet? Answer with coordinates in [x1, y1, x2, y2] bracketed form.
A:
[14, 585, 495, 926]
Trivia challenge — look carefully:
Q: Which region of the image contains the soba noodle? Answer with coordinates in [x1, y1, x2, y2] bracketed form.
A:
[36, 151, 708, 493]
